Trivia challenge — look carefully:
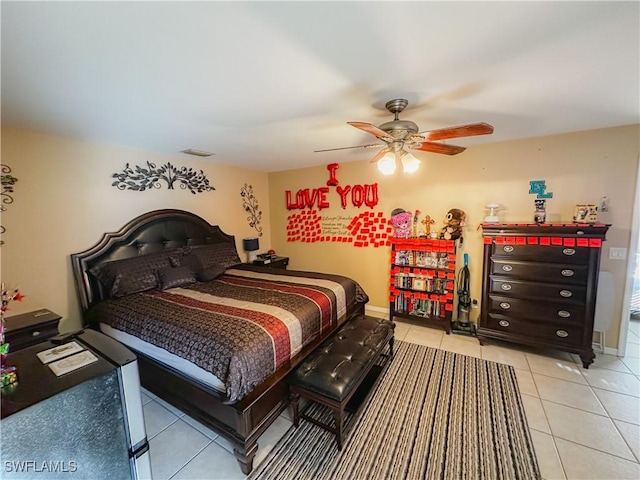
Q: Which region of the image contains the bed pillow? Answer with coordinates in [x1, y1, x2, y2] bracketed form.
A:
[191, 243, 242, 269]
[90, 250, 180, 298]
[157, 266, 197, 290]
[197, 264, 226, 282]
[171, 253, 204, 275]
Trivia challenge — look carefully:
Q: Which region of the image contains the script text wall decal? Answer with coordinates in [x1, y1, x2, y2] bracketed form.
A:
[112, 161, 215, 193]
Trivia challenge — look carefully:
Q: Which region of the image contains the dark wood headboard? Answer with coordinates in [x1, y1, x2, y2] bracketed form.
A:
[71, 209, 236, 313]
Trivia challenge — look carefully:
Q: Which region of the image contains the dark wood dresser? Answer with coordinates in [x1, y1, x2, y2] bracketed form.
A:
[4, 309, 61, 351]
[479, 223, 609, 368]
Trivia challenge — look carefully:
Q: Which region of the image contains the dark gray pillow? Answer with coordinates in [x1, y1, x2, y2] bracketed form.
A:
[197, 264, 226, 282]
[171, 253, 204, 275]
[191, 243, 242, 269]
[157, 266, 197, 290]
[90, 250, 180, 298]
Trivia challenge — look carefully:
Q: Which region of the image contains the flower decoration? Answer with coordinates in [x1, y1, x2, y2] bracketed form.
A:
[1, 283, 24, 386]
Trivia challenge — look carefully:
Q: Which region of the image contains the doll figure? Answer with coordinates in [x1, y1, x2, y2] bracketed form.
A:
[390, 208, 413, 238]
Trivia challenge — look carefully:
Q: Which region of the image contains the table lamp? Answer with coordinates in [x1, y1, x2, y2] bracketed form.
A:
[242, 237, 260, 263]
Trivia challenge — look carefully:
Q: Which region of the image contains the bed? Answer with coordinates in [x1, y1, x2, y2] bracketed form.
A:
[70, 209, 368, 474]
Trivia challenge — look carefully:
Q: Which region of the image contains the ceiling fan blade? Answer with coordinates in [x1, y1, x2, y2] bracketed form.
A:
[369, 148, 390, 163]
[418, 122, 494, 141]
[412, 142, 466, 155]
[347, 121, 393, 140]
[314, 143, 382, 153]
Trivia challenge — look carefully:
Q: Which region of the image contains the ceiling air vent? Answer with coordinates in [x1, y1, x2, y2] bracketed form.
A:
[180, 149, 215, 157]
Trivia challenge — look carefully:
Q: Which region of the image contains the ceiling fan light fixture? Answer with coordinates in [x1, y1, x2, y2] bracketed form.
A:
[401, 152, 420, 174]
[377, 152, 396, 175]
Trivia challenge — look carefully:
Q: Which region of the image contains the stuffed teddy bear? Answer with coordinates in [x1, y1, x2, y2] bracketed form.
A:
[390, 208, 413, 238]
[439, 208, 466, 240]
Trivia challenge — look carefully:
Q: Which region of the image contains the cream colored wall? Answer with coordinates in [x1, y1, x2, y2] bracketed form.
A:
[1, 127, 271, 331]
[269, 124, 640, 349]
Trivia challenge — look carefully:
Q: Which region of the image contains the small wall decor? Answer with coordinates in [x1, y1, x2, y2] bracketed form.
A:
[112, 162, 215, 193]
[240, 183, 263, 237]
[1, 164, 18, 246]
[528, 180, 553, 199]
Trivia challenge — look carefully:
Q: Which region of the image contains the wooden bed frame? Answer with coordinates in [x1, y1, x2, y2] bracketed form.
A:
[70, 209, 365, 474]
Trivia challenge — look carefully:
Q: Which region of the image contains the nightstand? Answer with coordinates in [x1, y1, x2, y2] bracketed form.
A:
[3, 309, 62, 351]
[252, 256, 289, 270]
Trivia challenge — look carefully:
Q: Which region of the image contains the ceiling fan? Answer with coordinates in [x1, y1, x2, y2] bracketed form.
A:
[315, 98, 494, 174]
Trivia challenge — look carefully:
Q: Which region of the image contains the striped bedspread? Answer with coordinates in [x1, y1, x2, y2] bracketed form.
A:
[90, 267, 368, 404]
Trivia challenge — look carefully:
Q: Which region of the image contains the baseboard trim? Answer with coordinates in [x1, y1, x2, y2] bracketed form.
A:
[365, 305, 388, 314]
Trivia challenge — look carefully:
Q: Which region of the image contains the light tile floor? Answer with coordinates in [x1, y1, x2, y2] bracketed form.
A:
[143, 316, 640, 480]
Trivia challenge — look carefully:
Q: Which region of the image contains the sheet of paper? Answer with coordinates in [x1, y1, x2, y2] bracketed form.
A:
[48, 351, 98, 376]
[37, 341, 84, 364]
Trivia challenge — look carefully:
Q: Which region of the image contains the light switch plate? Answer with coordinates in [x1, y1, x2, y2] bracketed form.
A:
[609, 247, 627, 260]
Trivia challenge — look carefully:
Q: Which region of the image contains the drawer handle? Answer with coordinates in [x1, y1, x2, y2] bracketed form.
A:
[560, 289, 573, 298]
[501, 284, 512, 291]
[556, 329, 569, 338]
[32, 330, 41, 337]
[561, 269, 575, 277]
[499, 320, 510, 327]
[563, 248, 576, 256]
[558, 310, 571, 318]
[503, 246, 514, 253]
[502, 265, 513, 272]
[500, 302, 511, 310]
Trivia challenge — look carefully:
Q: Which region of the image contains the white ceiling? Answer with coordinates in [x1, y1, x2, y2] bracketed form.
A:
[2, 1, 639, 172]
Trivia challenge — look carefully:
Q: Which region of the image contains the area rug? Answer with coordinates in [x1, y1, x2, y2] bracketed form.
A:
[250, 340, 540, 480]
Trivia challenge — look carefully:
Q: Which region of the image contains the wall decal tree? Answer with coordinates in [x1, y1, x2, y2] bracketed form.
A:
[241, 184, 263, 237]
[112, 161, 215, 193]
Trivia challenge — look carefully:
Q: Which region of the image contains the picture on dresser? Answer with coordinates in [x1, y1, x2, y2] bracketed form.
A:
[573, 204, 598, 223]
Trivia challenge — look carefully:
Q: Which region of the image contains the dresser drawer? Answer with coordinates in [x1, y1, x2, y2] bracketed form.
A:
[488, 295, 585, 325]
[485, 314, 584, 347]
[490, 259, 589, 285]
[491, 244, 590, 264]
[489, 277, 587, 304]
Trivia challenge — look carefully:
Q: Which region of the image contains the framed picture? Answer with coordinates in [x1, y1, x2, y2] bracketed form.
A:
[413, 278, 427, 291]
[573, 204, 598, 223]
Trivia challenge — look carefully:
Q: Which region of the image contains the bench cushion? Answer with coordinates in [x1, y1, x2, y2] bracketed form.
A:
[290, 316, 394, 402]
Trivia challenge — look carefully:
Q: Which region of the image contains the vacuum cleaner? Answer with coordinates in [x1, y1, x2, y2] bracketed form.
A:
[452, 253, 477, 336]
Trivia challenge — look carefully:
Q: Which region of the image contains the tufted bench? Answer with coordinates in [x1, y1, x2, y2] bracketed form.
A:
[288, 315, 395, 450]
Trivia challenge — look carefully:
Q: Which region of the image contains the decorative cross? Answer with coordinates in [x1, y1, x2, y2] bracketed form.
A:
[422, 215, 435, 236]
